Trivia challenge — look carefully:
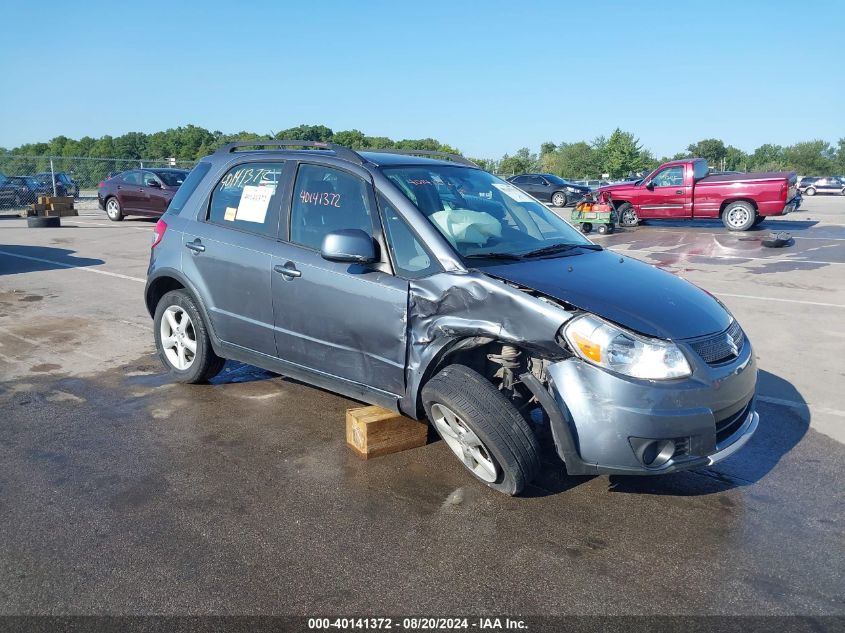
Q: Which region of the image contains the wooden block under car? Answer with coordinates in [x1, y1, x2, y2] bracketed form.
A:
[48, 202, 73, 212]
[346, 405, 428, 459]
[46, 196, 73, 205]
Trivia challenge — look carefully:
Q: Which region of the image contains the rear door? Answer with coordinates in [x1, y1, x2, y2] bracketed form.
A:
[180, 160, 288, 357]
[639, 165, 691, 218]
[270, 161, 408, 400]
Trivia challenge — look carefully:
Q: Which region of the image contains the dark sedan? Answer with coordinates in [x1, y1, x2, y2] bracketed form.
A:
[506, 173, 590, 207]
[0, 175, 51, 206]
[35, 172, 80, 198]
[98, 168, 189, 221]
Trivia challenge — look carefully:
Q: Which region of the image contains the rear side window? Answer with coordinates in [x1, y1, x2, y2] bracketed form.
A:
[290, 163, 375, 250]
[167, 163, 210, 214]
[122, 171, 142, 185]
[207, 162, 285, 237]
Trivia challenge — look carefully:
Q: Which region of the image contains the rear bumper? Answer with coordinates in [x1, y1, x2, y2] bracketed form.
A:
[765, 194, 801, 217]
[523, 336, 758, 476]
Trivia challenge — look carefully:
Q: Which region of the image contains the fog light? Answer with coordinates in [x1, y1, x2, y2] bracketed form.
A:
[630, 438, 676, 468]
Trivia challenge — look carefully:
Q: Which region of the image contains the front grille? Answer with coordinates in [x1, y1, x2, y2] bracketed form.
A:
[689, 320, 745, 365]
[715, 401, 752, 445]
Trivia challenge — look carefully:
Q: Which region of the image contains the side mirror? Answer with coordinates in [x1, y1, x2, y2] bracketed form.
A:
[320, 229, 377, 264]
[147, 180, 161, 188]
[644, 180, 654, 191]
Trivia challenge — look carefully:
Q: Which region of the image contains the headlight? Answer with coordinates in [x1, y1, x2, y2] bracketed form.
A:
[561, 314, 691, 380]
[566, 186, 579, 192]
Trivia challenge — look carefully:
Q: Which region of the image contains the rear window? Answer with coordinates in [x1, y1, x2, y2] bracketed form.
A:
[167, 163, 211, 215]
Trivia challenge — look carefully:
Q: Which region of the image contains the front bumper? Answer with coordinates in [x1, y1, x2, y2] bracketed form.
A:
[531, 335, 758, 476]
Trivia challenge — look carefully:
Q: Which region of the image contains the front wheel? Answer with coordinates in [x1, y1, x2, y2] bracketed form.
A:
[551, 191, 567, 207]
[105, 197, 123, 221]
[617, 202, 639, 226]
[722, 201, 757, 231]
[580, 222, 593, 233]
[804, 187, 816, 196]
[422, 364, 541, 496]
[154, 290, 224, 383]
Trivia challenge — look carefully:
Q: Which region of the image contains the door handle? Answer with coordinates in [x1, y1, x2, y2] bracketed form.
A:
[675, 190, 683, 195]
[185, 240, 205, 254]
[274, 264, 301, 278]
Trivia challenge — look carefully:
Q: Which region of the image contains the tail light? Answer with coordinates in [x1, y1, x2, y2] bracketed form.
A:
[151, 219, 167, 249]
[780, 181, 787, 199]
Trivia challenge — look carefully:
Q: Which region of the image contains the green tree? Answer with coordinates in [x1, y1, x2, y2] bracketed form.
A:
[686, 138, 727, 166]
[498, 148, 537, 175]
[723, 146, 749, 171]
[274, 124, 334, 142]
[780, 140, 834, 175]
[600, 128, 649, 178]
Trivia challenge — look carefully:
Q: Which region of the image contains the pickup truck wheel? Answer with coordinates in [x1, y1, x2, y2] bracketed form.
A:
[551, 191, 567, 207]
[617, 202, 639, 226]
[422, 364, 541, 496]
[804, 187, 816, 196]
[105, 197, 124, 221]
[722, 201, 756, 231]
[154, 290, 225, 384]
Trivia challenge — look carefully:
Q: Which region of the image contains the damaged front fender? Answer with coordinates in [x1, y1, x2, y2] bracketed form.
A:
[400, 270, 574, 417]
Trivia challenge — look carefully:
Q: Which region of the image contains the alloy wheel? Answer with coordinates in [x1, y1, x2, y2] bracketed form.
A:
[159, 305, 197, 370]
[106, 198, 120, 219]
[430, 403, 498, 483]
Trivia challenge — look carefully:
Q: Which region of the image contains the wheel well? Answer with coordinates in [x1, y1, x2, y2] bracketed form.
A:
[719, 198, 758, 216]
[145, 276, 185, 317]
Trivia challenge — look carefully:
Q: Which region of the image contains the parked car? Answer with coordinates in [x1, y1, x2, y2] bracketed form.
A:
[506, 173, 590, 207]
[1, 176, 51, 205]
[0, 174, 16, 207]
[145, 141, 759, 495]
[598, 158, 800, 230]
[98, 168, 190, 220]
[798, 176, 844, 196]
[35, 172, 80, 198]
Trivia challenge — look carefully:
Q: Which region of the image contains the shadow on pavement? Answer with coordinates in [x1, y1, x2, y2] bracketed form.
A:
[0, 244, 105, 276]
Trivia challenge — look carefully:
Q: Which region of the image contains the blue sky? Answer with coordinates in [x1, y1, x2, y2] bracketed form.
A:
[1, 0, 842, 159]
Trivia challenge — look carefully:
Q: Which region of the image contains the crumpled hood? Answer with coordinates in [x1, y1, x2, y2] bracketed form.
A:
[598, 182, 639, 195]
[481, 249, 732, 340]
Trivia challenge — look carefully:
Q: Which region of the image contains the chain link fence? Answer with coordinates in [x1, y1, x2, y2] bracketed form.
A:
[0, 154, 197, 202]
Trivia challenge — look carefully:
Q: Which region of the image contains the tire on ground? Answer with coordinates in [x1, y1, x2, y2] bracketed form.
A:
[27, 216, 61, 228]
[617, 202, 638, 226]
[153, 289, 225, 384]
[721, 200, 757, 231]
[421, 364, 541, 496]
[106, 197, 124, 221]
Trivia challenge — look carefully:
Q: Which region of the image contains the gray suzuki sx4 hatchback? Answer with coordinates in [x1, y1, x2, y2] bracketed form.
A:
[145, 141, 758, 495]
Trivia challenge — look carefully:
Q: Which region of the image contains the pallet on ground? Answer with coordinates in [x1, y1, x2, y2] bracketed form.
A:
[346, 405, 428, 459]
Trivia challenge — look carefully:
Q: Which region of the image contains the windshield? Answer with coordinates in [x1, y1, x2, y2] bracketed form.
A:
[157, 171, 187, 186]
[382, 164, 592, 261]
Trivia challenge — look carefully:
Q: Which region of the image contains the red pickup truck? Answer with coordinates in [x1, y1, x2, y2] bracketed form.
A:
[598, 159, 800, 231]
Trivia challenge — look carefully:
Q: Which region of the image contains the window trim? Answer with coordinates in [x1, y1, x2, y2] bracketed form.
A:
[202, 158, 288, 241]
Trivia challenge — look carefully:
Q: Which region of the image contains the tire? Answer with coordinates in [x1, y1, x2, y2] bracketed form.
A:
[580, 222, 593, 233]
[154, 289, 224, 384]
[421, 364, 541, 496]
[617, 202, 639, 226]
[27, 216, 61, 228]
[551, 191, 567, 207]
[722, 201, 756, 231]
[597, 224, 610, 234]
[105, 196, 124, 221]
[804, 187, 816, 196]
[753, 215, 766, 226]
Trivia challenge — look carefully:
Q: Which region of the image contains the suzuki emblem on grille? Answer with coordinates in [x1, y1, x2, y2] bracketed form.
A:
[726, 333, 739, 356]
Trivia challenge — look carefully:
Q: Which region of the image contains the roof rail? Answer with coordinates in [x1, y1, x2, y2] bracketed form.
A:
[214, 140, 364, 165]
[366, 149, 478, 168]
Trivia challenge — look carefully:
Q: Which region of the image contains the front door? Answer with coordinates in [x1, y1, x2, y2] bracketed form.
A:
[271, 162, 408, 398]
[638, 165, 691, 218]
[141, 172, 171, 215]
[180, 160, 287, 357]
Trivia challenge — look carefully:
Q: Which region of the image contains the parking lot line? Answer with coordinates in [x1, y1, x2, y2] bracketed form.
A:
[714, 292, 845, 309]
[645, 228, 845, 241]
[757, 395, 845, 419]
[618, 248, 845, 267]
[0, 249, 146, 283]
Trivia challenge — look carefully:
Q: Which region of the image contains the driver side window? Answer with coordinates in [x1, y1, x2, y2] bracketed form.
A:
[652, 166, 684, 188]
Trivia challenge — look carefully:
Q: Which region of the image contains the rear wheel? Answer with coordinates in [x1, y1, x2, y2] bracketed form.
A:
[597, 224, 609, 234]
[422, 364, 541, 496]
[805, 187, 816, 196]
[617, 202, 639, 226]
[105, 197, 123, 221]
[154, 290, 224, 384]
[722, 201, 756, 231]
[551, 191, 567, 207]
